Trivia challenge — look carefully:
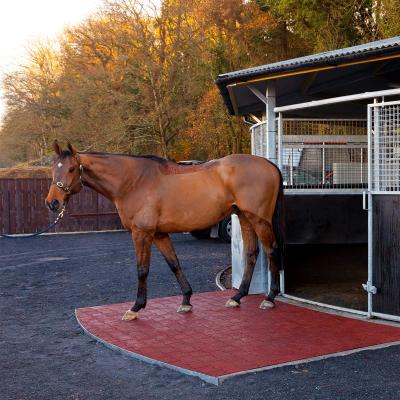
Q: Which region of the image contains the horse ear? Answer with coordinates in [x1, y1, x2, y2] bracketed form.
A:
[54, 140, 61, 155]
[67, 142, 77, 156]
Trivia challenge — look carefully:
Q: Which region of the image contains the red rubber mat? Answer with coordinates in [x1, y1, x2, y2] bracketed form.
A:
[76, 290, 400, 384]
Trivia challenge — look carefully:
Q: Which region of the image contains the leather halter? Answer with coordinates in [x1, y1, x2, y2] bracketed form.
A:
[52, 154, 84, 194]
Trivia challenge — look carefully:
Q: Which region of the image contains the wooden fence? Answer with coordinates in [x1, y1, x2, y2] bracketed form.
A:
[0, 179, 123, 234]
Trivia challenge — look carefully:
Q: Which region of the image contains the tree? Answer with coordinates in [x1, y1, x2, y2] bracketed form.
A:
[2, 0, 400, 166]
[1, 42, 65, 160]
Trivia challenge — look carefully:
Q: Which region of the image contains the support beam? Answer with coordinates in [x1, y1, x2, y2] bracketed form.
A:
[248, 85, 269, 105]
[249, 113, 262, 123]
[265, 82, 277, 162]
[226, 84, 239, 115]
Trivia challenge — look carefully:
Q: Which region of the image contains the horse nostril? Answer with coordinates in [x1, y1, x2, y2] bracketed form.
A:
[50, 200, 60, 212]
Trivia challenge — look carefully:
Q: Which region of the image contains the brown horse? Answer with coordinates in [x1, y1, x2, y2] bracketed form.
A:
[46, 141, 284, 320]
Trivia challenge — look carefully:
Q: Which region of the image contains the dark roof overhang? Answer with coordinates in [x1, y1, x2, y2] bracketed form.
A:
[216, 37, 400, 115]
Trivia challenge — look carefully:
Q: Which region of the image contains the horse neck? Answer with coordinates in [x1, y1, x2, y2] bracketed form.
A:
[79, 153, 137, 201]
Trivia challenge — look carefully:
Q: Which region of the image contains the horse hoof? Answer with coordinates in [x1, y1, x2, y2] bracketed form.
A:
[122, 310, 138, 321]
[177, 305, 192, 313]
[225, 299, 240, 308]
[259, 299, 275, 309]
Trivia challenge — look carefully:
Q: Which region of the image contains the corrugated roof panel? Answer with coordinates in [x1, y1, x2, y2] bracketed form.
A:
[217, 37, 400, 81]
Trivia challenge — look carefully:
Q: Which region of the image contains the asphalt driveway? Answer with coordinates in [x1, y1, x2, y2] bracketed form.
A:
[1, 232, 400, 400]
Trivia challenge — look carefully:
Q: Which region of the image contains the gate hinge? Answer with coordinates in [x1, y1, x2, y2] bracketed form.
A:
[362, 282, 377, 294]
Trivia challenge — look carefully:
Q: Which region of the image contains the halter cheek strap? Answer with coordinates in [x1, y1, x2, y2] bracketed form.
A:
[52, 156, 84, 194]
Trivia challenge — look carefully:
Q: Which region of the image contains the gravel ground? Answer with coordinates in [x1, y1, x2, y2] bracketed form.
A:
[1, 231, 400, 400]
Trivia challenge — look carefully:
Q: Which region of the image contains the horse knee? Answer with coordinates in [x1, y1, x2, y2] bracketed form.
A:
[137, 265, 149, 280]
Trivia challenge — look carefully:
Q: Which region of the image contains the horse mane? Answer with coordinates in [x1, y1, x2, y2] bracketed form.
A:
[80, 151, 212, 176]
[59, 150, 207, 173]
[77, 151, 171, 165]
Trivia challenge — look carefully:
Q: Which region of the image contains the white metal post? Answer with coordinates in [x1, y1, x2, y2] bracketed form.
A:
[277, 112, 283, 169]
[265, 82, 277, 294]
[266, 83, 277, 162]
[367, 104, 373, 318]
[373, 99, 380, 192]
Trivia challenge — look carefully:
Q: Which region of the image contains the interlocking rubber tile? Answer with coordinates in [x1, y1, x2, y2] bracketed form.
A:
[76, 290, 400, 385]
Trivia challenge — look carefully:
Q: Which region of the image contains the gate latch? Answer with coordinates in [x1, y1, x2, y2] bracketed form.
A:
[362, 281, 377, 294]
[362, 191, 369, 211]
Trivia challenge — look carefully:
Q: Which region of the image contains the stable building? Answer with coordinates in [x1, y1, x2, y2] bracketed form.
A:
[216, 36, 400, 322]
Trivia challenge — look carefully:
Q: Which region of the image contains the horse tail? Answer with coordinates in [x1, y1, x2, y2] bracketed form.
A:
[271, 164, 285, 270]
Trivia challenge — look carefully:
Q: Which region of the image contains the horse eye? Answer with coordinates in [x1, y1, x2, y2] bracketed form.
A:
[69, 166, 75, 173]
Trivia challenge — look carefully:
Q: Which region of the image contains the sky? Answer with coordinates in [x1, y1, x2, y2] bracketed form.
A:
[0, 0, 104, 122]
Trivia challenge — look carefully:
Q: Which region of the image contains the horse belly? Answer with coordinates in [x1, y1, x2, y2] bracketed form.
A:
[156, 177, 232, 232]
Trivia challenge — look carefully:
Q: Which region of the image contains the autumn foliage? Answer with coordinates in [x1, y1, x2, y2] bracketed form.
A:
[1, 0, 399, 165]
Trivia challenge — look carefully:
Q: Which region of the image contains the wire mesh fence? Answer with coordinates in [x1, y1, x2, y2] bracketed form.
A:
[370, 102, 400, 192]
[251, 122, 268, 157]
[279, 119, 368, 191]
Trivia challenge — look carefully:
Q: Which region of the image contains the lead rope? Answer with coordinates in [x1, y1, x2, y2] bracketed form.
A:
[0, 205, 66, 239]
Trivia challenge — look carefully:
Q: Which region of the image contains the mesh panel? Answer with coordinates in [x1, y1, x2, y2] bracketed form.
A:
[280, 119, 367, 190]
[371, 103, 400, 192]
[251, 122, 268, 157]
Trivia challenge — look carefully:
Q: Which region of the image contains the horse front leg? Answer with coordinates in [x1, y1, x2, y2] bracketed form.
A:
[122, 229, 154, 321]
[154, 233, 193, 313]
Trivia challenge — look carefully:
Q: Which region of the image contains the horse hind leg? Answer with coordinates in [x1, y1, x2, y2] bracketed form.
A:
[154, 233, 193, 313]
[226, 214, 259, 308]
[243, 212, 282, 310]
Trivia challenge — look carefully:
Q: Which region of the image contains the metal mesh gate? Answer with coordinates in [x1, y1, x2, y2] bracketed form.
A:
[278, 119, 368, 191]
[368, 99, 400, 321]
[369, 101, 400, 192]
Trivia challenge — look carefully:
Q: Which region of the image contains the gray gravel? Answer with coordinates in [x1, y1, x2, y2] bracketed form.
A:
[1, 231, 400, 400]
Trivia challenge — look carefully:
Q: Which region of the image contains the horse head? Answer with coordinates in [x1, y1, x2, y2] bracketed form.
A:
[45, 140, 83, 213]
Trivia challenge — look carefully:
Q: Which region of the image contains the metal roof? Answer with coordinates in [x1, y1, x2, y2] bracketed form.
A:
[216, 36, 400, 115]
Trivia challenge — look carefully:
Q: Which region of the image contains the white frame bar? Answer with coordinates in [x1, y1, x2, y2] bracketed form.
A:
[284, 189, 366, 194]
[371, 311, 400, 323]
[369, 99, 400, 107]
[281, 294, 368, 316]
[281, 118, 367, 121]
[277, 112, 283, 169]
[274, 88, 400, 113]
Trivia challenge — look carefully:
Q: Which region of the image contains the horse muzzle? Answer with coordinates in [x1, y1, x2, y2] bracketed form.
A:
[46, 199, 61, 213]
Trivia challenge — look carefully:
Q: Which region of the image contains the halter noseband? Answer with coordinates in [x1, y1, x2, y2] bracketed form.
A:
[52, 155, 84, 194]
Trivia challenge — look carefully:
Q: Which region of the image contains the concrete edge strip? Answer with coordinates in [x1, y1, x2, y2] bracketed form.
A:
[217, 340, 400, 383]
[75, 310, 219, 386]
[75, 309, 400, 386]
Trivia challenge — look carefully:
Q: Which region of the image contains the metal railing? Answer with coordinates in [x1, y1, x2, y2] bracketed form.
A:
[251, 118, 369, 193]
[278, 119, 368, 192]
[250, 89, 400, 194]
[250, 121, 268, 157]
